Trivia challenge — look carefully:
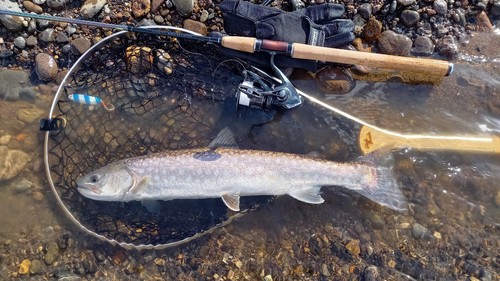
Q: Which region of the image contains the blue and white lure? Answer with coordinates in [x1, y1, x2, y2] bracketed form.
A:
[68, 94, 115, 112]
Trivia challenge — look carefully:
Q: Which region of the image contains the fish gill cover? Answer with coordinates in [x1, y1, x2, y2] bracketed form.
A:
[45, 30, 274, 249]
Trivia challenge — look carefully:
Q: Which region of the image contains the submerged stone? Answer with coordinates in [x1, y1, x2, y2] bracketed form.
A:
[315, 66, 356, 95]
[0, 146, 30, 181]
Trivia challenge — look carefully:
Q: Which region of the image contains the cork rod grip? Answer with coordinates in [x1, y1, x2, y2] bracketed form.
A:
[292, 43, 453, 76]
[220, 36, 257, 53]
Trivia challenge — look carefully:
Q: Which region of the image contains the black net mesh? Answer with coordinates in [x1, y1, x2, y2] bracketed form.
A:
[46, 31, 274, 247]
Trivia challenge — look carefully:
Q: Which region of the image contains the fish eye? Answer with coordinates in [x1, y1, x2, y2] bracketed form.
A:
[89, 174, 100, 183]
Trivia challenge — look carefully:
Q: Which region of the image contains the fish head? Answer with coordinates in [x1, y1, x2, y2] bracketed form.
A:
[77, 162, 133, 201]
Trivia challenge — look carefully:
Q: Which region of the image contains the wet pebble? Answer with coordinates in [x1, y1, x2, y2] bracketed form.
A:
[154, 15, 164, 24]
[44, 242, 59, 265]
[200, 10, 209, 22]
[14, 37, 26, 49]
[475, 11, 493, 31]
[13, 179, 33, 193]
[363, 17, 382, 42]
[363, 265, 379, 281]
[80, 0, 107, 19]
[411, 222, 428, 239]
[412, 36, 434, 55]
[172, 0, 193, 16]
[438, 35, 458, 60]
[132, 0, 151, 17]
[82, 254, 98, 274]
[0, 146, 30, 181]
[198, 245, 210, 258]
[401, 10, 420, 27]
[30, 259, 43, 274]
[365, 212, 385, 230]
[47, 0, 72, 8]
[434, 0, 448, 15]
[23, 1, 43, 13]
[0, 135, 10, 145]
[183, 19, 207, 35]
[38, 28, 57, 42]
[26, 36, 38, 47]
[151, 0, 165, 13]
[358, 3, 372, 20]
[398, 0, 415, 6]
[70, 37, 92, 55]
[17, 107, 45, 123]
[35, 53, 59, 81]
[33, 191, 44, 202]
[377, 30, 412, 56]
[345, 239, 360, 256]
[321, 263, 331, 277]
[56, 32, 69, 43]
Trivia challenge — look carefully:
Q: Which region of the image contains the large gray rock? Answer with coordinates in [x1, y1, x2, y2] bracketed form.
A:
[377, 30, 412, 56]
[0, 146, 30, 181]
[80, 0, 107, 19]
[0, 0, 24, 31]
[35, 53, 58, 81]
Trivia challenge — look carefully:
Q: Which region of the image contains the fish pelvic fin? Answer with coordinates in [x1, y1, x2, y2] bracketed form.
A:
[354, 153, 408, 212]
[289, 186, 325, 204]
[221, 193, 241, 211]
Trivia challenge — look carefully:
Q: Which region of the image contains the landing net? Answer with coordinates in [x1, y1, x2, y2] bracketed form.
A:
[43, 27, 273, 249]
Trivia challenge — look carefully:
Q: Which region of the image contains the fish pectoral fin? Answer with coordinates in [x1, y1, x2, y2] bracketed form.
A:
[289, 186, 325, 204]
[221, 193, 241, 212]
[130, 176, 150, 194]
[209, 127, 239, 148]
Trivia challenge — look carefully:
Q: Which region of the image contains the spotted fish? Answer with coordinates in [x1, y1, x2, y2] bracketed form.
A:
[77, 131, 407, 212]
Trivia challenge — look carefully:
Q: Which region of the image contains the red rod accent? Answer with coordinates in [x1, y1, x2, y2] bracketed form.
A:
[260, 39, 291, 53]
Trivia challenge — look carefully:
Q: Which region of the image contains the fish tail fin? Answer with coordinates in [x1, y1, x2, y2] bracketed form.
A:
[354, 153, 408, 212]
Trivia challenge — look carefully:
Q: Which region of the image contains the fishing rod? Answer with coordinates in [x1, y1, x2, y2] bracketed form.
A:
[0, 9, 454, 77]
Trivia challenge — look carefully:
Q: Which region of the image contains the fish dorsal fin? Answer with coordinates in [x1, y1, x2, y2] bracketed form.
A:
[221, 193, 241, 211]
[209, 127, 238, 148]
[130, 176, 150, 194]
[289, 186, 325, 204]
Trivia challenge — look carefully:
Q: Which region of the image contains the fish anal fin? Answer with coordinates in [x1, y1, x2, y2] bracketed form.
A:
[131, 176, 150, 194]
[141, 200, 161, 214]
[221, 193, 241, 211]
[289, 186, 324, 204]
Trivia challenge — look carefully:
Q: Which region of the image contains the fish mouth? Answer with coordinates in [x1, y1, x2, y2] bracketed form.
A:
[77, 183, 102, 195]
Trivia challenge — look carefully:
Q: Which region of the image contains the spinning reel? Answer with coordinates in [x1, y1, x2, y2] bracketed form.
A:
[235, 54, 302, 111]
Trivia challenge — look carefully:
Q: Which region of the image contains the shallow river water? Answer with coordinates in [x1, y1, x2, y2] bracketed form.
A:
[0, 30, 498, 280]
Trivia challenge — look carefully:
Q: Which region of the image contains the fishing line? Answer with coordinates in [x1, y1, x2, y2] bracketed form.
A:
[213, 59, 247, 78]
[175, 38, 214, 71]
